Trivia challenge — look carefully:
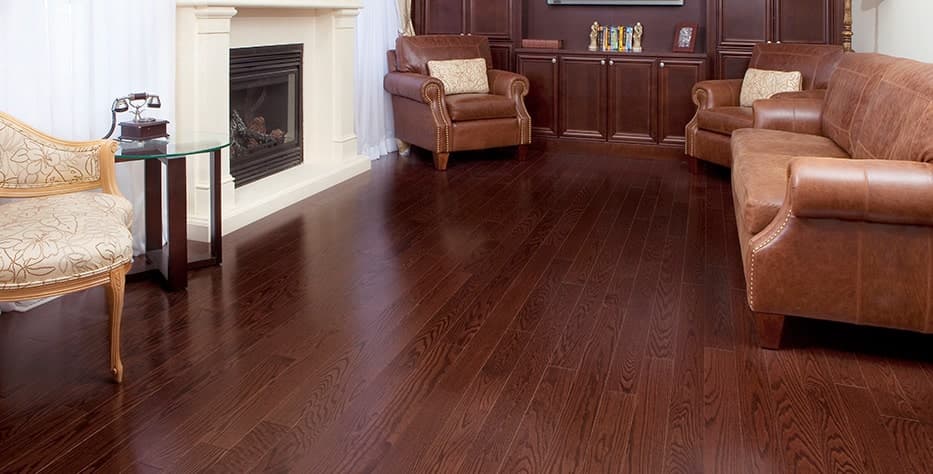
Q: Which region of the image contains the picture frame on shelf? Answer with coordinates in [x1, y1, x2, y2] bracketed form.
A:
[672, 22, 698, 53]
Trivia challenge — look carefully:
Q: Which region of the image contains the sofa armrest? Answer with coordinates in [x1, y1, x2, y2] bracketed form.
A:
[788, 157, 933, 226]
[488, 69, 529, 99]
[752, 98, 824, 135]
[771, 89, 826, 101]
[384, 72, 445, 104]
[692, 79, 743, 110]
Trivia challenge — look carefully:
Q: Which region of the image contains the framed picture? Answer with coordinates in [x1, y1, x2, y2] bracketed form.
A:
[672, 22, 698, 53]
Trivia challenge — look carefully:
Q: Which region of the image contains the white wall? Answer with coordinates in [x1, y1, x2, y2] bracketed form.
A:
[852, 0, 933, 62]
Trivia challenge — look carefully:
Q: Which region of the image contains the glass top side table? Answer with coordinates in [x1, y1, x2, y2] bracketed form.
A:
[116, 133, 231, 291]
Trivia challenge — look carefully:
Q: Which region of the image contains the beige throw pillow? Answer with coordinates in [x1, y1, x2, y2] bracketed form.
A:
[427, 58, 489, 95]
[739, 68, 803, 107]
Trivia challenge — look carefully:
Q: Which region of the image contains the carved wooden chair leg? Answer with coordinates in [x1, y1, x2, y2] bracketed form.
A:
[432, 152, 450, 171]
[756, 312, 786, 350]
[517, 145, 529, 161]
[105, 263, 131, 383]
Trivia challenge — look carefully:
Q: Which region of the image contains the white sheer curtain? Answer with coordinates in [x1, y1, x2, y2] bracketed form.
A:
[0, 0, 176, 312]
[355, 0, 400, 159]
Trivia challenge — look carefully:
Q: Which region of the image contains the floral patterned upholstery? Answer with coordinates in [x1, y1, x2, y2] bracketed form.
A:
[0, 118, 101, 189]
[0, 192, 133, 290]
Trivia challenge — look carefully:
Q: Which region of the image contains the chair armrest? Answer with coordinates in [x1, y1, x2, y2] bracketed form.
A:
[753, 98, 824, 135]
[772, 89, 826, 101]
[488, 69, 529, 99]
[384, 72, 445, 104]
[788, 157, 933, 226]
[692, 79, 743, 110]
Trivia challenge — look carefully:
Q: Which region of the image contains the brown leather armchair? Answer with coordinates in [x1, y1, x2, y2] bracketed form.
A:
[385, 35, 531, 170]
[729, 53, 933, 347]
[686, 43, 843, 169]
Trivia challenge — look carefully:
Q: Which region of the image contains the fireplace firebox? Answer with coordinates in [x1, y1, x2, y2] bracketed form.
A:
[230, 44, 303, 187]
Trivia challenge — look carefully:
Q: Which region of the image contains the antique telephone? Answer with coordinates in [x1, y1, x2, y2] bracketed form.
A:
[103, 92, 169, 140]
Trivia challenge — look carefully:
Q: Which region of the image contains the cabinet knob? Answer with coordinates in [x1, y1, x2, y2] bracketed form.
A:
[460, 33, 465, 36]
[551, 58, 557, 64]
[600, 59, 606, 65]
[609, 60, 615, 66]
[467, 33, 472, 36]
[767, 40, 772, 44]
[659, 62, 665, 68]
[776, 40, 782, 44]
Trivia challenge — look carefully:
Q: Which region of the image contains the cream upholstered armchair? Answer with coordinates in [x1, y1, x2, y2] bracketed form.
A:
[0, 112, 134, 382]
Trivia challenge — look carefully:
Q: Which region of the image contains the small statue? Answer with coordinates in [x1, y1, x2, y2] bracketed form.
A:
[589, 21, 600, 51]
[633, 22, 644, 52]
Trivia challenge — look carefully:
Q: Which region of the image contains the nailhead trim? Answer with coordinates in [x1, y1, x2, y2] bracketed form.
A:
[748, 209, 793, 308]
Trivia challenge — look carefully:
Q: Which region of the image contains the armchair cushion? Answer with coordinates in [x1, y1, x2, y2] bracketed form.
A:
[0, 192, 133, 290]
[731, 128, 849, 235]
[446, 94, 517, 122]
[696, 106, 753, 135]
[428, 58, 489, 95]
[739, 68, 802, 107]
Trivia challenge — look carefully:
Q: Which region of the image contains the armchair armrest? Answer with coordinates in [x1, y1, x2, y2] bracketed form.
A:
[788, 157, 933, 226]
[692, 79, 743, 110]
[753, 98, 824, 135]
[488, 69, 529, 99]
[384, 72, 445, 104]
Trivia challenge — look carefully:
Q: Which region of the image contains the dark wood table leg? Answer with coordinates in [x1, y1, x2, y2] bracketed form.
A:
[164, 157, 189, 290]
[144, 159, 163, 252]
[210, 149, 222, 265]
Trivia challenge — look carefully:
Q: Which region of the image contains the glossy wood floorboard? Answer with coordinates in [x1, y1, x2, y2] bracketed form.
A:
[2, 151, 933, 473]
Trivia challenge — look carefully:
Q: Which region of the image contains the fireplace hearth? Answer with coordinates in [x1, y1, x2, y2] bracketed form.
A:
[230, 44, 303, 187]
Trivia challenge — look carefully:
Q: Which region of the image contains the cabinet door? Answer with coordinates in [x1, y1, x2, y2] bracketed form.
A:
[607, 57, 657, 144]
[560, 56, 607, 140]
[489, 42, 513, 71]
[424, 0, 464, 35]
[717, 49, 753, 80]
[774, 0, 831, 44]
[516, 54, 559, 138]
[715, 0, 771, 47]
[658, 59, 706, 146]
[468, 0, 513, 41]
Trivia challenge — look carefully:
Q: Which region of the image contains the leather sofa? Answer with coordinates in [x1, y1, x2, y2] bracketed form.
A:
[384, 35, 532, 170]
[730, 52, 933, 348]
[686, 43, 844, 170]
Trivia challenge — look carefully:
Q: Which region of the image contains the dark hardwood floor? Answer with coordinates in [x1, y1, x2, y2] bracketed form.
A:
[2, 149, 933, 473]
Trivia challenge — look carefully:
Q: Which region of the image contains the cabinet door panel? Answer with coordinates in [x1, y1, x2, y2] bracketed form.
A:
[489, 43, 513, 71]
[608, 58, 656, 144]
[718, 50, 753, 79]
[424, 0, 464, 35]
[659, 59, 706, 146]
[517, 54, 559, 137]
[775, 0, 830, 44]
[468, 0, 512, 40]
[560, 56, 607, 140]
[717, 0, 770, 46]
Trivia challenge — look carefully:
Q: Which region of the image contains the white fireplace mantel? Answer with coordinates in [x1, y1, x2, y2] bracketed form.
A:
[176, 1, 369, 241]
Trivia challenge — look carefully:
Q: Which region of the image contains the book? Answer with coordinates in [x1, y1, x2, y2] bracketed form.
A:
[609, 26, 619, 51]
[625, 26, 634, 52]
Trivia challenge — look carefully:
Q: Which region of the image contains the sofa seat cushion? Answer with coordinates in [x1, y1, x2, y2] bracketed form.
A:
[732, 128, 850, 235]
[0, 192, 134, 290]
[697, 106, 753, 135]
[446, 94, 517, 122]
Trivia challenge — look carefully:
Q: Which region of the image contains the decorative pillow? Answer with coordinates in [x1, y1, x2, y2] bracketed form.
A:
[739, 68, 803, 107]
[427, 58, 489, 95]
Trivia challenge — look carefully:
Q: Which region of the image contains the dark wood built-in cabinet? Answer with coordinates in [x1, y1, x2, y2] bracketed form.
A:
[415, 0, 520, 70]
[517, 50, 706, 153]
[709, 0, 843, 78]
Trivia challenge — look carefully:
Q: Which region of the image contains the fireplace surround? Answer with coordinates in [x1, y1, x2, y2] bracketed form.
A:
[175, 2, 368, 241]
[230, 44, 303, 187]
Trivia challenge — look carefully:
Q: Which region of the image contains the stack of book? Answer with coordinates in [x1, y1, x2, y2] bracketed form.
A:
[597, 25, 636, 52]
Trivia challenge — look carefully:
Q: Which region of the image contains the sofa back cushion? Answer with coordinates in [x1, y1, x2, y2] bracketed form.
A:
[821, 53, 901, 156]
[749, 43, 844, 90]
[848, 58, 933, 163]
[395, 35, 493, 76]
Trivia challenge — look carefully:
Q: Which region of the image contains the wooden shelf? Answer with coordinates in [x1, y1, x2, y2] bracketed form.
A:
[515, 48, 708, 59]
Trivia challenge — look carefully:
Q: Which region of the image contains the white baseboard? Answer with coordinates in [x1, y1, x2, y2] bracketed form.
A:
[187, 156, 371, 242]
